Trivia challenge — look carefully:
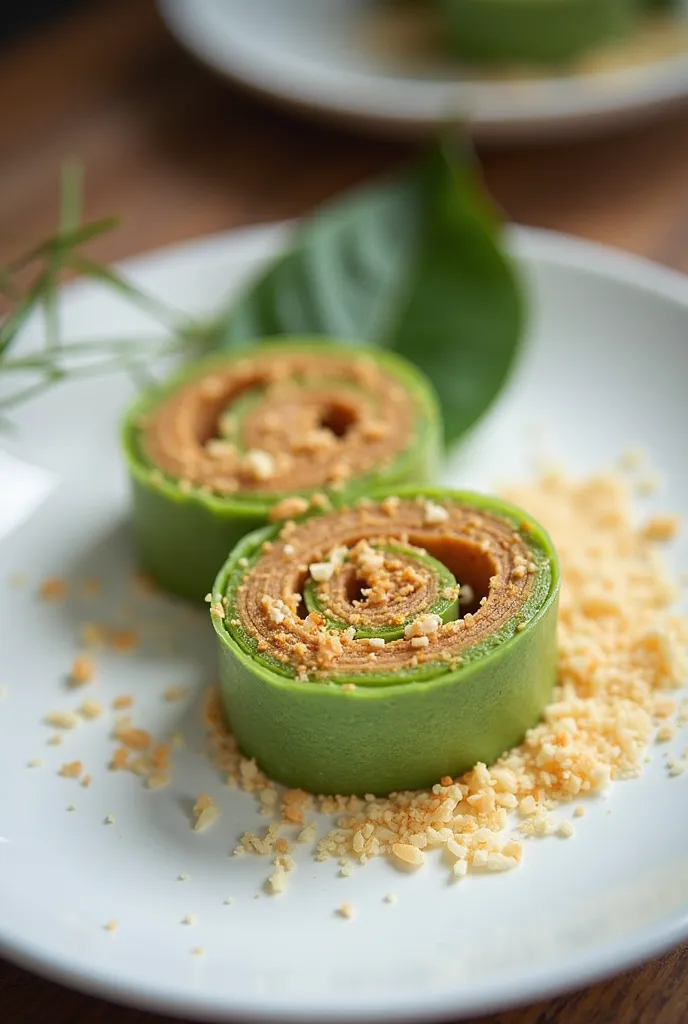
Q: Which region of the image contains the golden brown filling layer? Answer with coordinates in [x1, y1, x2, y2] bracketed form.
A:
[311, 541, 455, 629]
[230, 497, 539, 680]
[140, 352, 414, 496]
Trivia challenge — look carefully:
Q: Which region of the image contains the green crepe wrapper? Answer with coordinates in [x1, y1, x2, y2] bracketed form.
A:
[438, 0, 639, 64]
[121, 342, 442, 602]
[212, 488, 560, 796]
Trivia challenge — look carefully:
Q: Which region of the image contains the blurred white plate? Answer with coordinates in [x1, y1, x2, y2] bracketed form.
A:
[158, 0, 688, 141]
[1, 222, 688, 1021]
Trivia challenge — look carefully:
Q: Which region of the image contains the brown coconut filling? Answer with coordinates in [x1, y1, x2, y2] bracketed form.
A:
[312, 541, 457, 629]
[139, 352, 415, 496]
[227, 497, 541, 680]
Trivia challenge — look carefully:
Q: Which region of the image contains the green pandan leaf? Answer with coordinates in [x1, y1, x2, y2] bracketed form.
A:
[215, 138, 524, 445]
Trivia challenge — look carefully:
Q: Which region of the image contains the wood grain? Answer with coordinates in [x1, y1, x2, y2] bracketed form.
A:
[1, 1, 687, 1020]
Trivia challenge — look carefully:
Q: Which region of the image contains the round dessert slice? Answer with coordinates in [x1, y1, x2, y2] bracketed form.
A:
[121, 342, 442, 600]
[211, 489, 560, 796]
[438, 0, 637, 64]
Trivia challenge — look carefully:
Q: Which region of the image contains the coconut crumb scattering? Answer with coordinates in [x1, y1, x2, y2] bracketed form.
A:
[338, 901, 356, 920]
[146, 773, 171, 791]
[115, 726, 152, 751]
[80, 622, 108, 648]
[199, 467, 688, 883]
[163, 686, 189, 703]
[236, 823, 283, 857]
[423, 500, 449, 525]
[110, 629, 138, 653]
[642, 516, 680, 543]
[45, 711, 79, 730]
[69, 655, 94, 687]
[192, 794, 220, 832]
[112, 695, 134, 710]
[104, 920, 118, 933]
[78, 700, 102, 720]
[297, 824, 317, 844]
[668, 757, 687, 777]
[309, 561, 335, 583]
[105, 718, 174, 787]
[244, 449, 275, 483]
[39, 577, 66, 601]
[30, 464, 688, 908]
[269, 497, 310, 523]
[404, 613, 442, 639]
[267, 863, 289, 894]
[392, 843, 426, 867]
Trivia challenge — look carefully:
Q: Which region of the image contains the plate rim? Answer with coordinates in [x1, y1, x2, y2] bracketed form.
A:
[1, 909, 687, 1024]
[1, 220, 688, 1021]
[157, 0, 688, 140]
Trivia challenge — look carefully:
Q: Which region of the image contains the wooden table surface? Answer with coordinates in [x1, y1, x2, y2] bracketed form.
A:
[2, 2, 688, 1021]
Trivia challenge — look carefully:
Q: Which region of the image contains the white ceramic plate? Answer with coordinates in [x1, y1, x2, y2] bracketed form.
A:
[1, 223, 688, 1022]
[158, 0, 688, 141]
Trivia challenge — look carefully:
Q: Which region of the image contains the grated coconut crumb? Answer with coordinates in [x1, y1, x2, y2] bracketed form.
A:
[33, 464, 688, 907]
[200, 467, 688, 884]
[192, 794, 220, 832]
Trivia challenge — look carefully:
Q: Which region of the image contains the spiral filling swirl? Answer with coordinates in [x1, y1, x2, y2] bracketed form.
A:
[137, 349, 425, 498]
[217, 493, 554, 685]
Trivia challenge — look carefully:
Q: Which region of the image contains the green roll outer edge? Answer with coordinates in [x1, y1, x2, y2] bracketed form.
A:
[120, 341, 443, 602]
[211, 487, 561, 796]
[438, 0, 639, 64]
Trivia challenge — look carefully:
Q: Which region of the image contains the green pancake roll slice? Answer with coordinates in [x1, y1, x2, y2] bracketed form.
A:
[121, 342, 442, 601]
[438, 0, 639, 64]
[211, 488, 561, 796]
